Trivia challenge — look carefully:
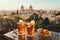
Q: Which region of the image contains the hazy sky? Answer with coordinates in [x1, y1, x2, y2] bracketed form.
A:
[0, 0, 60, 10]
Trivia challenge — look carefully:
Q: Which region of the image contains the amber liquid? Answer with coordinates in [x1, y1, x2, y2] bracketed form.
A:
[27, 25, 35, 36]
[18, 35, 26, 40]
[18, 24, 26, 34]
[27, 36, 34, 40]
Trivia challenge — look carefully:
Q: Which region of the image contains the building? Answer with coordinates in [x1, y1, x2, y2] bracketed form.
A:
[0, 5, 59, 20]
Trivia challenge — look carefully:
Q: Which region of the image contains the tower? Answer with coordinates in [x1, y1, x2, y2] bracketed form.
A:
[21, 5, 24, 10]
[29, 5, 33, 13]
[17, 9, 18, 15]
[29, 5, 33, 10]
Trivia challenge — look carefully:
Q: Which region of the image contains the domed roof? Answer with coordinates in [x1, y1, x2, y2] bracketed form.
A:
[21, 5, 24, 8]
[29, 5, 33, 8]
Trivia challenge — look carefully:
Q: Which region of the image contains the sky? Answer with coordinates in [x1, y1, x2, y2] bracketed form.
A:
[0, 0, 60, 10]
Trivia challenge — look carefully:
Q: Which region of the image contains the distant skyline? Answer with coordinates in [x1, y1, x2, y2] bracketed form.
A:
[0, 0, 60, 10]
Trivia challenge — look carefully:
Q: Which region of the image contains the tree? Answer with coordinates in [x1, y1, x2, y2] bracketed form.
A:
[42, 17, 50, 29]
[35, 19, 43, 29]
[26, 13, 39, 22]
[3, 14, 7, 16]
[11, 12, 16, 15]
[55, 11, 60, 16]
[15, 16, 23, 22]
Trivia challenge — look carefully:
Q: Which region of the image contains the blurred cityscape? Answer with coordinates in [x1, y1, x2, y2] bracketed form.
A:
[0, 5, 60, 34]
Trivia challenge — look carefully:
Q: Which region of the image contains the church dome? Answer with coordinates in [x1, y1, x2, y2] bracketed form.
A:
[21, 5, 24, 8]
[21, 5, 24, 10]
[29, 5, 33, 9]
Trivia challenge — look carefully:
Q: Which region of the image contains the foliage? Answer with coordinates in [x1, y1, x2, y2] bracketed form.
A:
[11, 12, 16, 15]
[26, 13, 39, 22]
[0, 16, 22, 34]
[55, 11, 60, 16]
[42, 17, 50, 29]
